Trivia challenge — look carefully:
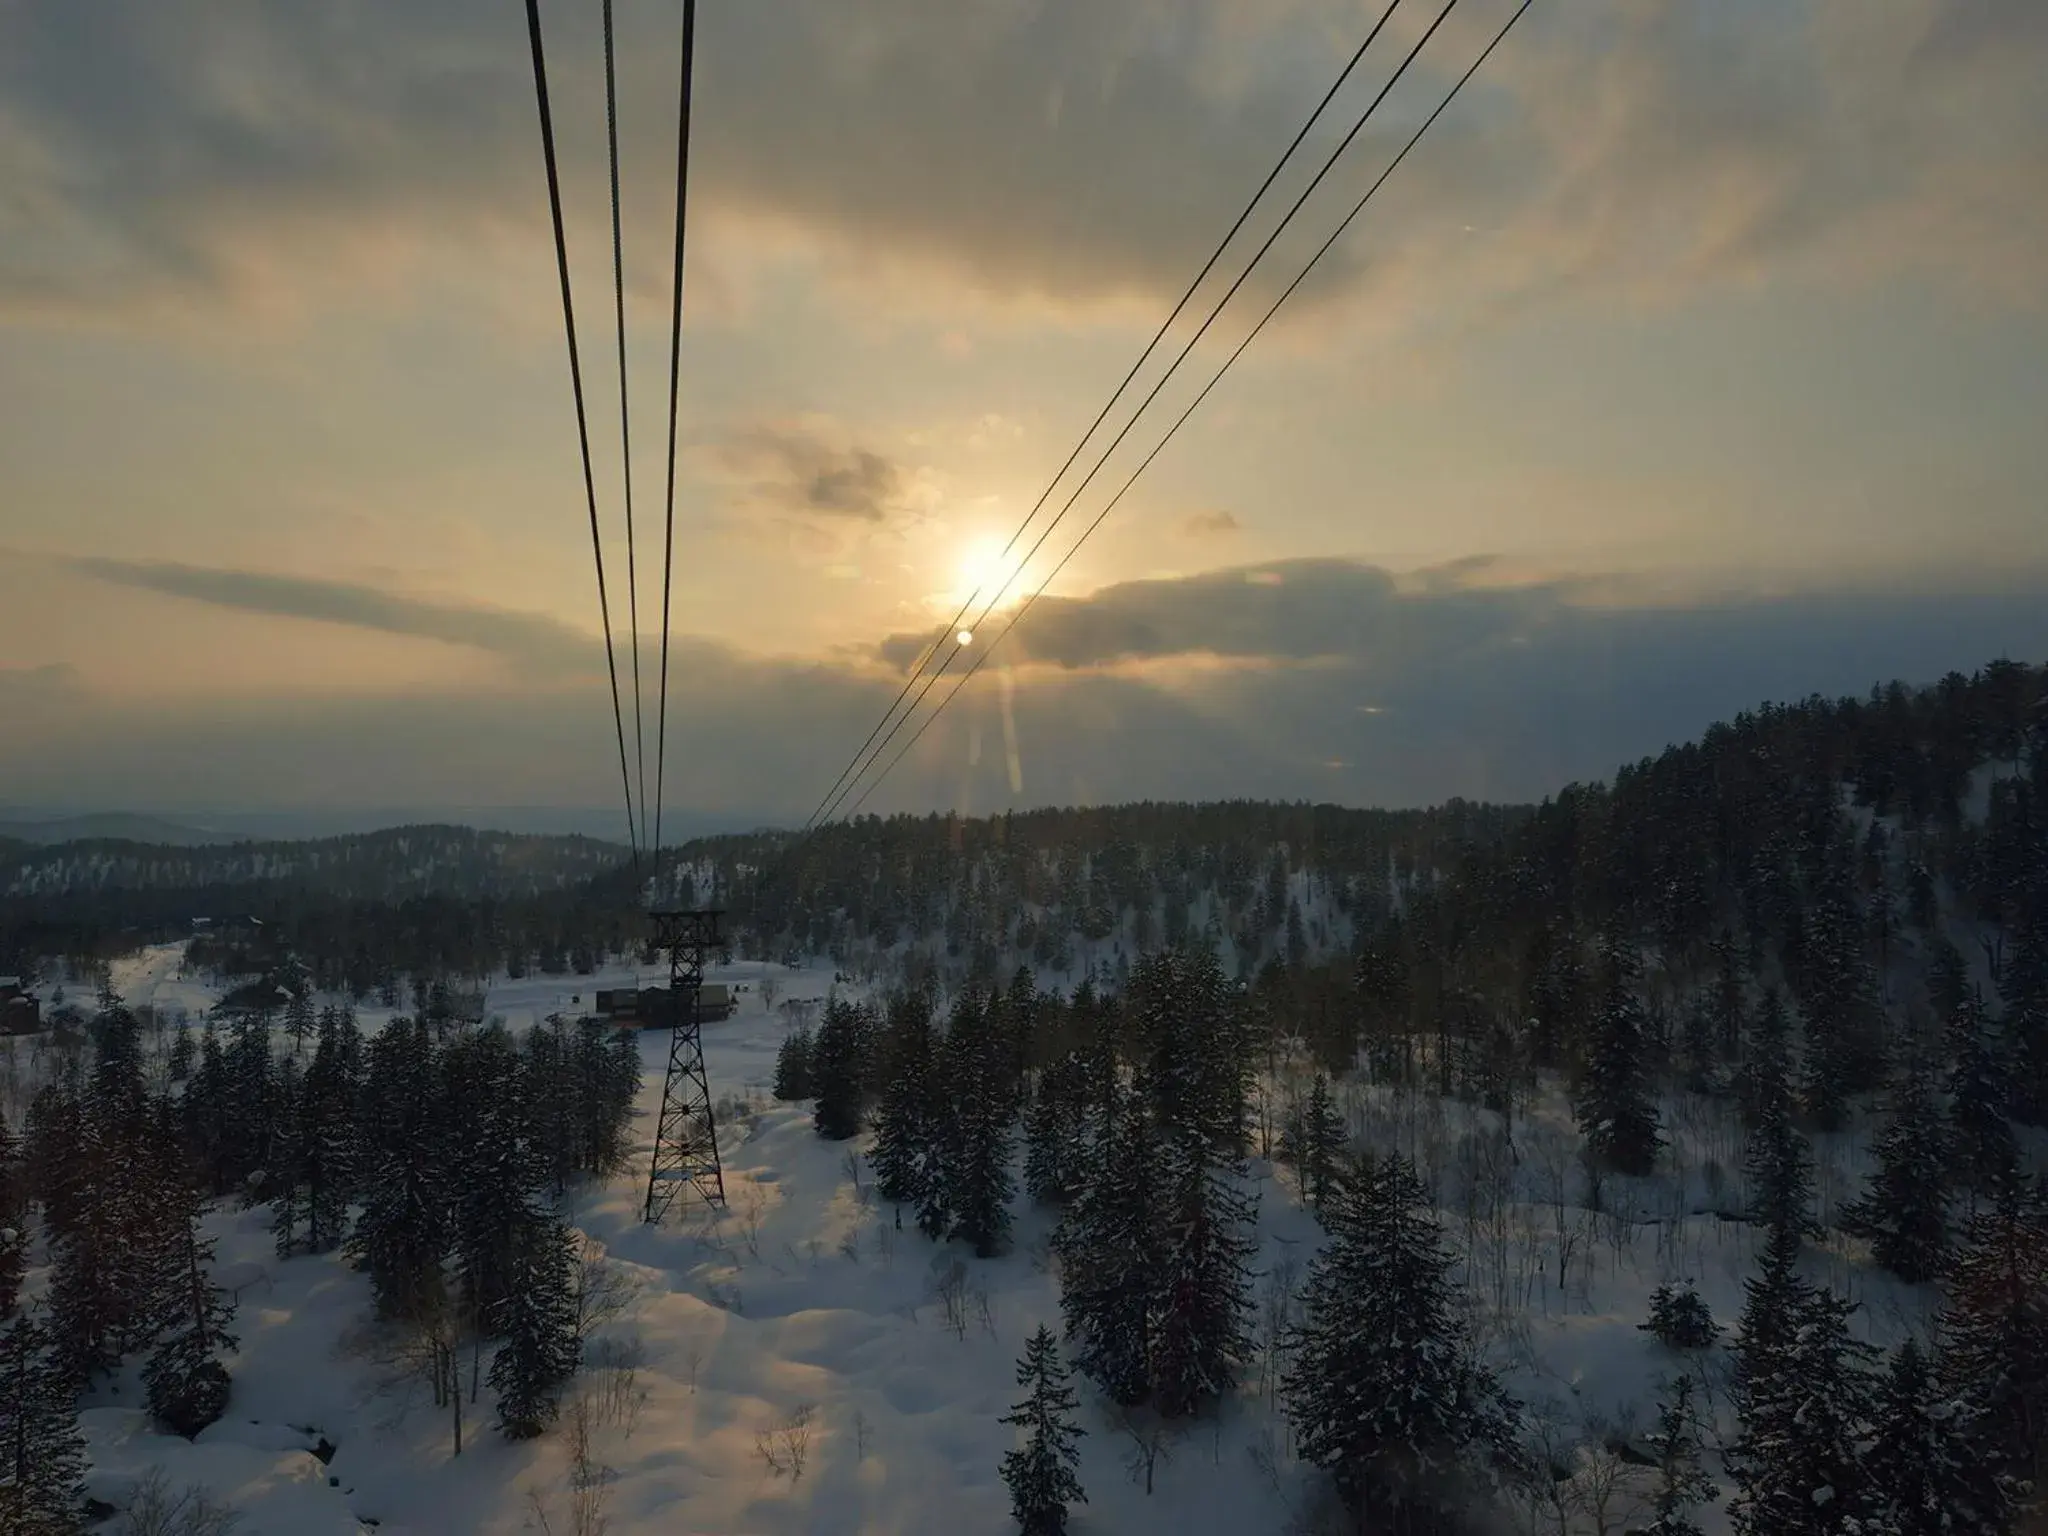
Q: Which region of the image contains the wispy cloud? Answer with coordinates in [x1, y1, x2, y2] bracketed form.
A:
[66, 558, 597, 673]
[1182, 509, 1240, 538]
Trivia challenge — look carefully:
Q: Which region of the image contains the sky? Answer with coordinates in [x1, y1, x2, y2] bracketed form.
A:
[2, 0, 2045, 831]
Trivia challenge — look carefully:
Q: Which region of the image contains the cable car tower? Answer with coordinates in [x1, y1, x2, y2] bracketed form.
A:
[642, 905, 727, 1222]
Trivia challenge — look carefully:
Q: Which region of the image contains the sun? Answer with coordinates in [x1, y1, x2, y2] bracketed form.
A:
[955, 536, 1024, 607]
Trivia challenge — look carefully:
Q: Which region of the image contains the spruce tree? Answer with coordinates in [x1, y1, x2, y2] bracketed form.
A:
[1937, 1175, 2048, 1526]
[1866, 1336, 2002, 1535]
[810, 997, 868, 1141]
[944, 990, 1016, 1257]
[999, 1325, 1086, 1535]
[1149, 1144, 1256, 1418]
[142, 1179, 239, 1438]
[1022, 1052, 1087, 1205]
[1289, 1072, 1345, 1217]
[1059, 1090, 1162, 1406]
[1282, 1154, 1524, 1526]
[300, 1008, 363, 1253]
[869, 988, 946, 1235]
[1840, 1048, 1948, 1282]
[1641, 1373, 1717, 1536]
[0, 1111, 23, 1318]
[1741, 988, 1812, 1240]
[0, 1311, 86, 1533]
[1944, 996, 2016, 1201]
[1727, 1230, 1878, 1535]
[488, 1203, 580, 1440]
[349, 1014, 452, 1317]
[1575, 941, 1662, 1176]
[772, 1023, 814, 1101]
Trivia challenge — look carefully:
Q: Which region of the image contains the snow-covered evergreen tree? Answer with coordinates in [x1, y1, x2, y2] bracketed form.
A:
[1741, 988, 1812, 1239]
[1282, 1154, 1525, 1526]
[1059, 1089, 1162, 1407]
[1865, 1336, 2002, 1535]
[0, 1311, 86, 1533]
[772, 1023, 814, 1101]
[0, 1111, 23, 1318]
[1641, 1373, 1716, 1536]
[1727, 1232, 1878, 1535]
[1149, 1144, 1255, 1418]
[142, 1178, 238, 1438]
[1936, 1175, 2048, 1526]
[870, 988, 949, 1236]
[1840, 1045, 1949, 1282]
[488, 1202, 579, 1440]
[1576, 941, 1662, 1176]
[811, 997, 869, 1141]
[944, 989, 1015, 1257]
[999, 1325, 1086, 1535]
[1639, 1281, 1719, 1352]
[1944, 996, 2016, 1200]
[1287, 1072, 1345, 1217]
[1022, 1052, 1087, 1205]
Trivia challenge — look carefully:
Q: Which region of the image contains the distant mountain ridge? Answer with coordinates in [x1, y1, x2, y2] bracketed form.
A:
[0, 812, 238, 846]
[0, 822, 632, 901]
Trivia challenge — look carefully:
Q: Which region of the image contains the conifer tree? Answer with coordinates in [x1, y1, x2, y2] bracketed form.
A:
[489, 1203, 579, 1440]
[1727, 1229, 1877, 1535]
[0, 1311, 86, 1533]
[299, 1008, 363, 1253]
[1840, 1047, 1948, 1282]
[1288, 1072, 1345, 1217]
[1741, 988, 1812, 1240]
[1576, 942, 1662, 1176]
[1639, 1282, 1719, 1352]
[1641, 1373, 1717, 1536]
[1149, 1144, 1256, 1418]
[1866, 1336, 2001, 1535]
[944, 990, 1015, 1257]
[1022, 1052, 1087, 1205]
[1944, 996, 2016, 1201]
[349, 1018, 452, 1320]
[810, 997, 868, 1141]
[283, 989, 316, 1055]
[267, 1052, 307, 1257]
[999, 1325, 1086, 1535]
[142, 1179, 238, 1438]
[1937, 1175, 2048, 1526]
[772, 1023, 814, 1100]
[870, 989, 945, 1234]
[0, 1111, 23, 1318]
[168, 1014, 196, 1083]
[1059, 1089, 1162, 1406]
[1283, 1154, 1524, 1526]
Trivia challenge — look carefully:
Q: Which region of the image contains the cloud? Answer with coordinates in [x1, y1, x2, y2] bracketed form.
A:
[876, 557, 1549, 672]
[8, 561, 2047, 818]
[66, 557, 598, 673]
[1182, 509, 1240, 538]
[2, 0, 2041, 330]
[704, 420, 938, 544]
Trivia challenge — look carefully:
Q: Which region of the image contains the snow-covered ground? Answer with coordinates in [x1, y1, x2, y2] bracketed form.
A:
[10, 943, 1946, 1533]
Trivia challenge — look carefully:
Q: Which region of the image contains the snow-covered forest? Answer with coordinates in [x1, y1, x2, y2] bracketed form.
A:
[3, 658, 2046, 1534]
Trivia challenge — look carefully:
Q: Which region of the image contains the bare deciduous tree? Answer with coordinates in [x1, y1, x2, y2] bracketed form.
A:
[755, 1404, 817, 1484]
[120, 1469, 242, 1536]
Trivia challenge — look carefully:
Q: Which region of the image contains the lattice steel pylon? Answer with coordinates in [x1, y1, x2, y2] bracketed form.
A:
[643, 907, 727, 1222]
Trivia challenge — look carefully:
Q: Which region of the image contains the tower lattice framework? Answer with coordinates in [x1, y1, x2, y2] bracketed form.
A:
[643, 907, 727, 1222]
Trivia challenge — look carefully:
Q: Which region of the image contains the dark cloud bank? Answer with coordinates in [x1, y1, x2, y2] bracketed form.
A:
[17, 557, 2048, 820]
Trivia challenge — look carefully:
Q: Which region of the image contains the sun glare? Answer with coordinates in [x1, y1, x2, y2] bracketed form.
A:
[955, 536, 1023, 607]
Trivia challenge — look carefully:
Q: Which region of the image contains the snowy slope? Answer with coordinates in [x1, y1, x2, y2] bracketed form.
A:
[23, 944, 1955, 1534]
